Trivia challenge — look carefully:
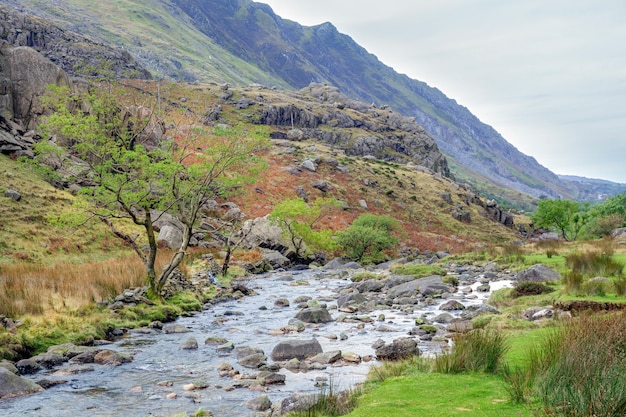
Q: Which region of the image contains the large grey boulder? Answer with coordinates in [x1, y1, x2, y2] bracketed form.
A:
[516, 264, 562, 283]
[375, 338, 419, 361]
[0, 40, 71, 126]
[387, 275, 449, 298]
[157, 224, 183, 250]
[295, 306, 333, 323]
[0, 367, 43, 399]
[271, 339, 323, 361]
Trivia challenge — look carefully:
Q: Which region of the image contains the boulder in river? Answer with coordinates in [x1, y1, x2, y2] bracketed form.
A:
[271, 339, 323, 361]
[0, 367, 43, 399]
[295, 306, 333, 323]
[375, 337, 420, 361]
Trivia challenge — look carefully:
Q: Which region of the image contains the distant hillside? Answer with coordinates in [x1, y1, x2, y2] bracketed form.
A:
[559, 175, 626, 201]
[2, 0, 621, 208]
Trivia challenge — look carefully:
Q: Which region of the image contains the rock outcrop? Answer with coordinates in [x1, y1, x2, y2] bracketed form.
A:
[0, 5, 151, 81]
[0, 39, 71, 128]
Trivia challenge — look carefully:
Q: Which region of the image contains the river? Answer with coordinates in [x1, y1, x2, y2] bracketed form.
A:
[3, 266, 509, 416]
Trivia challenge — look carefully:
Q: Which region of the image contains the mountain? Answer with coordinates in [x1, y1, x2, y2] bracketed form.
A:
[3, 0, 625, 207]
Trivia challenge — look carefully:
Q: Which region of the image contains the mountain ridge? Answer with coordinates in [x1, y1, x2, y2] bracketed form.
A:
[3, 0, 625, 207]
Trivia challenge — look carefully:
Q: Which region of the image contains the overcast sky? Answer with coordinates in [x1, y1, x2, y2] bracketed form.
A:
[260, 0, 626, 183]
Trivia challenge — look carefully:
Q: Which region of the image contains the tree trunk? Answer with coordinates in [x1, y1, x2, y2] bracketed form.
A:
[155, 220, 192, 294]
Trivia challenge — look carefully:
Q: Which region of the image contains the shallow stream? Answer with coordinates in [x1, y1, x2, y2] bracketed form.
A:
[4, 268, 509, 416]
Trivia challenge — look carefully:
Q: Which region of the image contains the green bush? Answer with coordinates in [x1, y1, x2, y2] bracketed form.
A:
[336, 214, 400, 264]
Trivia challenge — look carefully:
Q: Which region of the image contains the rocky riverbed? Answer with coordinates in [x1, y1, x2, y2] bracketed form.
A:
[1, 259, 520, 416]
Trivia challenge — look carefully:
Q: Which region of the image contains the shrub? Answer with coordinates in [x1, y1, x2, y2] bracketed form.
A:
[510, 281, 554, 298]
[336, 214, 400, 264]
[433, 329, 509, 374]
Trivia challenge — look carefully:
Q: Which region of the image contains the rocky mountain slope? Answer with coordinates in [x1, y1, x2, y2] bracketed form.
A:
[2, 0, 624, 208]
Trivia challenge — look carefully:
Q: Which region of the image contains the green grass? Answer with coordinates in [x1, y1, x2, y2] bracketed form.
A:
[345, 373, 536, 417]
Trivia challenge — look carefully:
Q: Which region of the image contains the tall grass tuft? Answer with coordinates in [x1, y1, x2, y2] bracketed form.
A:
[368, 356, 432, 383]
[290, 378, 363, 417]
[537, 313, 626, 417]
[565, 250, 623, 278]
[433, 329, 509, 374]
[506, 313, 626, 416]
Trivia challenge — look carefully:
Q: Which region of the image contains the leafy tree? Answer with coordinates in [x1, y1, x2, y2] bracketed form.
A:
[531, 199, 585, 241]
[269, 197, 339, 259]
[584, 193, 626, 237]
[336, 214, 400, 263]
[37, 84, 268, 295]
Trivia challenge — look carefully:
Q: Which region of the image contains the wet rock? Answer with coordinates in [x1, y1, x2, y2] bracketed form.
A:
[341, 352, 361, 364]
[93, 350, 132, 366]
[439, 300, 465, 311]
[246, 394, 272, 411]
[216, 342, 235, 353]
[0, 360, 18, 375]
[238, 353, 267, 369]
[70, 349, 103, 364]
[205, 336, 228, 345]
[460, 304, 500, 320]
[295, 306, 333, 323]
[36, 379, 67, 389]
[337, 293, 368, 311]
[310, 350, 342, 365]
[180, 337, 198, 350]
[31, 351, 65, 369]
[271, 339, 323, 361]
[375, 338, 419, 361]
[356, 279, 385, 293]
[257, 371, 286, 385]
[0, 367, 43, 399]
[274, 298, 290, 307]
[52, 364, 95, 376]
[163, 324, 191, 334]
[15, 359, 40, 375]
[387, 275, 449, 298]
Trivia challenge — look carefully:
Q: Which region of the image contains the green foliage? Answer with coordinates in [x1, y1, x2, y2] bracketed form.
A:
[269, 197, 340, 259]
[433, 329, 509, 374]
[532, 199, 585, 241]
[337, 214, 400, 263]
[585, 193, 626, 237]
